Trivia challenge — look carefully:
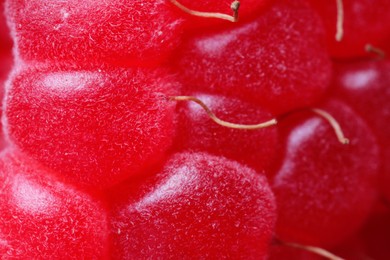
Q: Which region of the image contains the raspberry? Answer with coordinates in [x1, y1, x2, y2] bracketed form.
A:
[359, 206, 390, 260]
[172, 0, 273, 29]
[5, 65, 179, 190]
[268, 244, 321, 260]
[308, 0, 390, 58]
[0, 0, 12, 54]
[6, 0, 185, 66]
[109, 152, 276, 259]
[0, 150, 109, 258]
[173, 0, 331, 115]
[272, 100, 380, 247]
[174, 93, 278, 172]
[1, 0, 389, 258]
[0, 0, 12, 151]
[330, 60, 390, 202]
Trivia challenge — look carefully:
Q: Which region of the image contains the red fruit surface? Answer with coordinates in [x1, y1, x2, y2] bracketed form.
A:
[0, 52, 12, 83]
[0, 0, 12, 91]
[5, 0, 184, 66]
[0, 0, 12, 151]
[5, 65, 179, 190]
[0, 0, 12, 53]
[175, 0, 273, 29]
[174, 93, 278, 172]
[110, 152, 276, 259]
[308, 0, 390, 59]
[0, 150, 109, 258]
[334, 204, 390, 260]
[0, 53, 12, 151]
[331, 230, 371, 260]
[272, 100, 379, 247]
[330, 60, 390, 201]
[268, 244, 321, 260]
[359, 205, 390, 260]
[173, 0, 331, 115]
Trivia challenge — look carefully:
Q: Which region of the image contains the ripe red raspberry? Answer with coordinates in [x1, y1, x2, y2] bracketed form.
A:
[0, 150, 109, 258]
[109, 152, 277, 259]
[6, 0, 185, 66]
[173, 0, 331, 115]
[5, 65, 179, 190]
[272, 100, 380, 247]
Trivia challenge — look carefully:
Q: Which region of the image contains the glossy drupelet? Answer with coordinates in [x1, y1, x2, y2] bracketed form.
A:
[110, 152, 276, 259]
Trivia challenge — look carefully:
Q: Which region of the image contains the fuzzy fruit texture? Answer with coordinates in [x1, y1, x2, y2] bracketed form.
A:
[272, 100, 380, 247]
[330, 60, 390, 202]
[174, 93, 278, 172]
[6, 0, 185, 66]
[110, 152, 276, 259]
[5, 65, 179, 190]
[176, 0, 274, 28]
[173, 0, 331, 115]
[0, 150, 109, 258]
[308, 0, 390, 58]
[1, 0, 389, 258]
